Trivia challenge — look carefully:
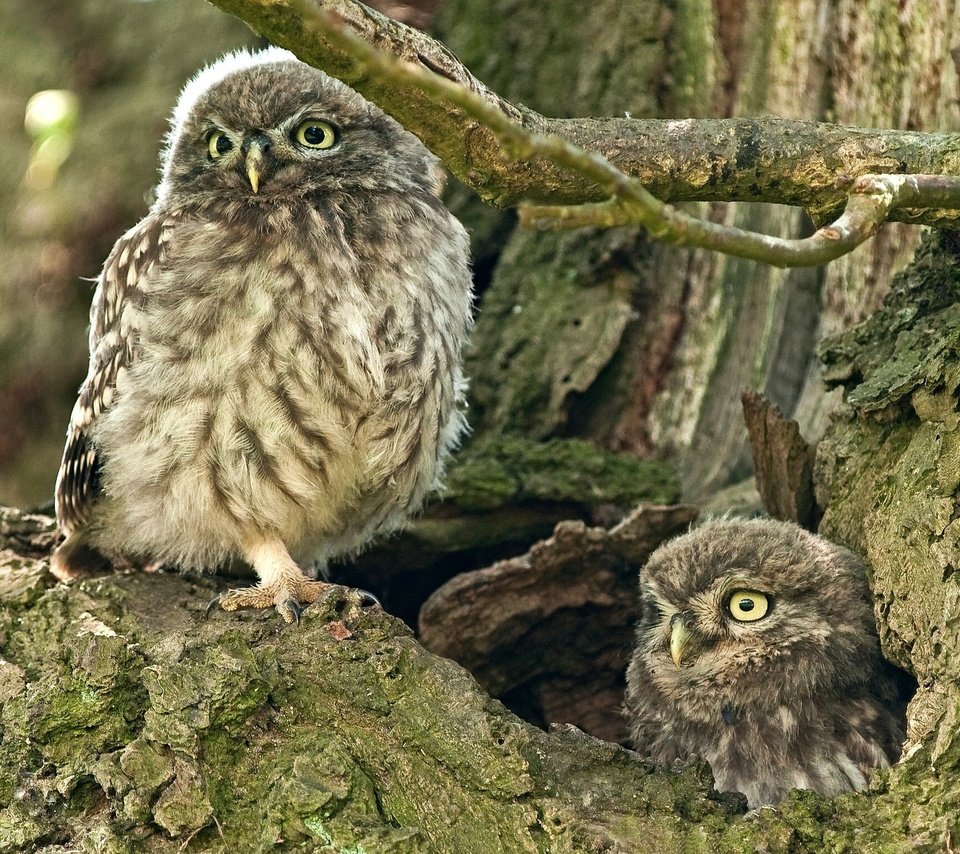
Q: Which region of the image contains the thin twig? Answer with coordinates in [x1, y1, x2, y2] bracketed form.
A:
[524, 173, 960, 267]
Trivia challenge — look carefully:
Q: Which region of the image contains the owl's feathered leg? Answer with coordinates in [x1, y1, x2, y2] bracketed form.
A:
[212, 539, 333, 624]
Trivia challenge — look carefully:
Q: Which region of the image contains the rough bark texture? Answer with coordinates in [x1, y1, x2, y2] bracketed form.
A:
[0, 405, 957, 854]
[2, 510, 746, 853]
[816, 230, 960, 747]
[432, 0, 960, 503]
[741, 389, 818, 529]
[810, 228, 960, 850]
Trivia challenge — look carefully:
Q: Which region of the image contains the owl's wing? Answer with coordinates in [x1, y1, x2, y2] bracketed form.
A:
[55, 213, 173, 535]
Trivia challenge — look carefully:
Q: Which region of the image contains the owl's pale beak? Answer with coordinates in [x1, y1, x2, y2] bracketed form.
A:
[245, 150, 263, 194]
[242, 134, 269, 194]
[669, 611, 703, 667]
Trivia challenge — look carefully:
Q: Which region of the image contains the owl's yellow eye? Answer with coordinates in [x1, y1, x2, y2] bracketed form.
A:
[293, 119, 338, 149]
[207, 131, 233, 159]
[727, 590, 770, 622]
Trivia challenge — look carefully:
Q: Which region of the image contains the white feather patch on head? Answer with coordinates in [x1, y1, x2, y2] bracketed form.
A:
[172, 46, 298, 132]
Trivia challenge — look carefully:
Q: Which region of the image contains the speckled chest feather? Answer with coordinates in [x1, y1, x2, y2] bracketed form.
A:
[89, 191, 469, 570]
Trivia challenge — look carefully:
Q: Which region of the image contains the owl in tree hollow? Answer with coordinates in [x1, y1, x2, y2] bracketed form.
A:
[52, 48, 473, 622]
[624, 518, 908, 807]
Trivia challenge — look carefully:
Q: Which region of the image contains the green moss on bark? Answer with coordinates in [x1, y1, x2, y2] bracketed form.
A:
[0, 503, 955, 852]
[445, 435, 679, 511]
[811, 229, 960, 851]
[0, 553, 743, 851]
[464, 229, 643, 439]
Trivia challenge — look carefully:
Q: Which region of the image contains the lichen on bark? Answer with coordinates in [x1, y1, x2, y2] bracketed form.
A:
[443, 435, 678, 510]
[813, 229, 960, 849]
[0, 464, 955, 853]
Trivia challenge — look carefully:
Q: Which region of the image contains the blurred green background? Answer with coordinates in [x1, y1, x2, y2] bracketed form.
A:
[0, 0, 260, 509]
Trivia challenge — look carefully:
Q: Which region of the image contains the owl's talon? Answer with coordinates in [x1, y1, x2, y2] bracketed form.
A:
[211, 560, 333, 624]
[357, 588, 381, 608]
[283, 597, 303, 625]
[204, 595, 222, 619]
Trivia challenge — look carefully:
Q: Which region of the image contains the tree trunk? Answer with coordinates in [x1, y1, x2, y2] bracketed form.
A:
[443, 0, 960, 499]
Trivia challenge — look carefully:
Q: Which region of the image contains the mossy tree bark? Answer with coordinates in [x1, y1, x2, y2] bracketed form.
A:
[5, 0, 960, 851]
[436, 0, 960, 499]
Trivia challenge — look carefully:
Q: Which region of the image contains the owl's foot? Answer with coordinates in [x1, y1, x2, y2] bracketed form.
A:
[206, 539, 382, 623]
[210, 576, 333, 624]
[209, 538, 349, 623]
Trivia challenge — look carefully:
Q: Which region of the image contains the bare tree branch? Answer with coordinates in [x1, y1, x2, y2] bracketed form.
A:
[523, 173, 960, 267]
[208, 0, 960, 267]
[208, 0, 960, 231]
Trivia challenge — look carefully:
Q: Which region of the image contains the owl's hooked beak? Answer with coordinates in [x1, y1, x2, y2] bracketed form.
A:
[669, 611, 705, 667]
[245, 148, 263, 194]
[241, 132, 271, 194]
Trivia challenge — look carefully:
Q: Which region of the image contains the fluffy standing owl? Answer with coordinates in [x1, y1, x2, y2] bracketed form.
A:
[52, 48, 473, 622]
[624, 518, 907, 807]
